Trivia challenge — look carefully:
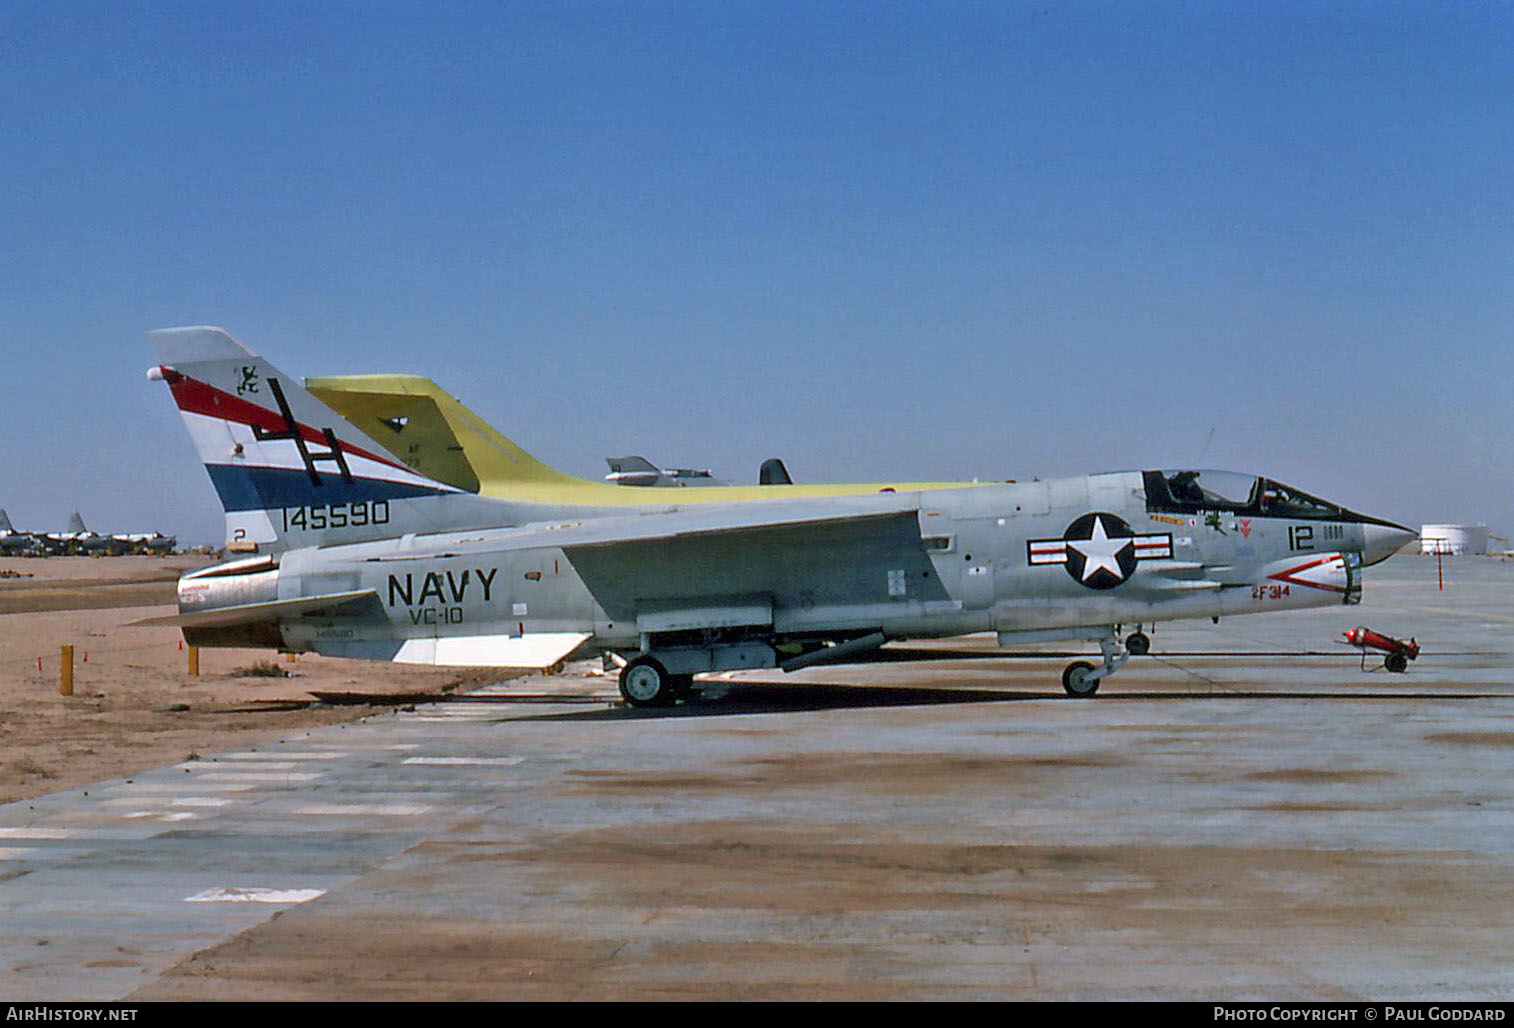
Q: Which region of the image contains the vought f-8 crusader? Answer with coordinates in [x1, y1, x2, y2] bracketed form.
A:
[145, 327, 1416, 705]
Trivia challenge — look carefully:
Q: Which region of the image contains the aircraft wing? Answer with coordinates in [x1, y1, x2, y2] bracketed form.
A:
[345, 494, 927, 560]
[542, 495, 948, 630]
[547, 494, 919, 549]
[325, 494, 941, 645]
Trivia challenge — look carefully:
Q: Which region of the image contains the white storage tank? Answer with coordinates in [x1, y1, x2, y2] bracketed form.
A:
[1419, 524, 1488, 555]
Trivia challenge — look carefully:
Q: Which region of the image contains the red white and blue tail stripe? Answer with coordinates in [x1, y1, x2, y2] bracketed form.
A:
[148, 327, 461, 548]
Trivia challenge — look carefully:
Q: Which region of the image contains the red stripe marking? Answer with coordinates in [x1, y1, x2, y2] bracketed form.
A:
[1268, 556, 1346, 592]
[166, 372, 412, 474]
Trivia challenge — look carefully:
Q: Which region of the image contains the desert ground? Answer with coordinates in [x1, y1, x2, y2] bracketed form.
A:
[0, 555, 522, 806]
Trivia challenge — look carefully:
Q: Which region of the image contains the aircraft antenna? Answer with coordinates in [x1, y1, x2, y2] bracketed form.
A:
[1197, 425, 1216, 465]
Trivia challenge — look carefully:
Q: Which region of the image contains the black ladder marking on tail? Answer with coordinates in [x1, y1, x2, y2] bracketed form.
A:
[250, 378, 354, 486]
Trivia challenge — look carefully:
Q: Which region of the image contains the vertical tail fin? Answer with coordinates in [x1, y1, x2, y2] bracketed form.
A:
[0, 510, 11, 533]
[305, 374, 588, 495]
[147, 327, 469, 551]
[67, 511, 87, 534]
[759, 458, 794, 486]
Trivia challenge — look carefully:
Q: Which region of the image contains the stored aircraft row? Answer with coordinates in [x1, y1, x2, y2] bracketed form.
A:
[0, 510, 176, 556]
[144, 327, 1416, 704]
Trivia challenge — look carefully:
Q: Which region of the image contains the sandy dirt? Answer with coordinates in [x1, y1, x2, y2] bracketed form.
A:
[0, 555, 527, 806]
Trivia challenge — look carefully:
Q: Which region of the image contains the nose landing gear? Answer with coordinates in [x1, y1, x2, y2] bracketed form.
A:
[1062, 629, 1131, 697]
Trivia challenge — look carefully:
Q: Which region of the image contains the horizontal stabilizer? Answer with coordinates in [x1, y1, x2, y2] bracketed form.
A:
[133, 589, 378, 629]
[393, 633, 591, 669]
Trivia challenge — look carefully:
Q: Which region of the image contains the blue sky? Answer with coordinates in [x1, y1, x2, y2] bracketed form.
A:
[3, 1, 1511, 545]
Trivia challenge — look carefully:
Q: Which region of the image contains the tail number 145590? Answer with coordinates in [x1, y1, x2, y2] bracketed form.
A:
[281, 500, 391, 532]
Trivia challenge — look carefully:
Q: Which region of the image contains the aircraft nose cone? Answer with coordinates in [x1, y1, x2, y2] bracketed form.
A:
[1362, 521, 1417, 566]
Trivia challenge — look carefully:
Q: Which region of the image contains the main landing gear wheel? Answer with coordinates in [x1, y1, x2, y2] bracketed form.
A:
[1124, 631, 1150, 656]
[1062, 660, 1099, 697]
[619, 657, 676, 707]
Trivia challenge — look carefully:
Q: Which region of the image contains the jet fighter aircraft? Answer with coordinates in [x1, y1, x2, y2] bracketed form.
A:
[604, 456, 721, 488]
[144, 327, 1416, 703]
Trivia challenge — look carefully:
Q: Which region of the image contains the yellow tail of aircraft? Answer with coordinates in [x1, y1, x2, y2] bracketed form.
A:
[306, 374, 982, 506]
[305, 375, 581, 495]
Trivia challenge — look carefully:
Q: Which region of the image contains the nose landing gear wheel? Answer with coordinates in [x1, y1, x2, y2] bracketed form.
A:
[619, 657, 676, 707]
[1062, 660, 1099, 697]
[1061, 629, 1128, 697]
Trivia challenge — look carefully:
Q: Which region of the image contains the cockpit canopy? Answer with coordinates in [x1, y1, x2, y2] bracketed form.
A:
[1144, 470, 1346, 520]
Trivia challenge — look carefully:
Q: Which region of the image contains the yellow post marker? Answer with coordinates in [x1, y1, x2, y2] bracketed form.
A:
[188, 646, 200, 677]
[60, 644, 74, 696]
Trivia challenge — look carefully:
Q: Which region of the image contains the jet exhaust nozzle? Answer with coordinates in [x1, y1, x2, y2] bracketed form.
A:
[175, 557, 284, 648]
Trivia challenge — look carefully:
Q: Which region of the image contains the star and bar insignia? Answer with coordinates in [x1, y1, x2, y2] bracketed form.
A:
[1028, 512, 1173, 590]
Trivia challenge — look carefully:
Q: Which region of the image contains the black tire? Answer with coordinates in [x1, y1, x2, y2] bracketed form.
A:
[1385, 651, 1409, 674]
[1062, 660, 1100, 697]
[619, 657, 676, 707]
[1124, 631, 1150, 656]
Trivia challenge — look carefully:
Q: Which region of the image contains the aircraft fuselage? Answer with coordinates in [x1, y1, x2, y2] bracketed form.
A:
[178, 470, 1408, 695]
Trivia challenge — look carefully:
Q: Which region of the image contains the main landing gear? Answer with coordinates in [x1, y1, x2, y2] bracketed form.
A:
[617, 656, 695, 708]
[1061, 629, 1132, 698]
[1116, 622, 1151, 656]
